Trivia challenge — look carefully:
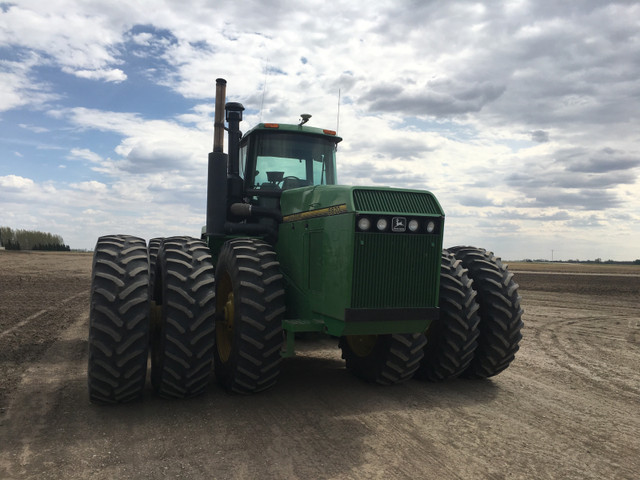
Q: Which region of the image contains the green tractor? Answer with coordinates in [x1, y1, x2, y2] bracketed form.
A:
[87, 79, 523, 403]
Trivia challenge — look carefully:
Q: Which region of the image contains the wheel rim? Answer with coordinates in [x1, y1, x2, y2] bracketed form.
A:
[346, 335, 378, 357]
[216, 274, 234, 363]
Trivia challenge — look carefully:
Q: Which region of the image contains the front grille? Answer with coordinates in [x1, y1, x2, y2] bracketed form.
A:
[353, 189, 442, 215]
[351, 233, 440, 308]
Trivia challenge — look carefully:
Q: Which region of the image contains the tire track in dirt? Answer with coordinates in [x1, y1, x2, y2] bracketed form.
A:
[524, 288, 640, 403]
[513, 287, 640, 479]
[0, 309, 88, 478]
[0, 290, 88, 412]
[0, 292, 86, 340]
[540, 319, 640, 401]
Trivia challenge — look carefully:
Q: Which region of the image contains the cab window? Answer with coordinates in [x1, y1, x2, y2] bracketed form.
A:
[251, 132, 336, 190]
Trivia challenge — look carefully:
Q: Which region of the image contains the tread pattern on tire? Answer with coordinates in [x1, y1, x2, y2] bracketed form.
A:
[448, 246, 524, 378]
[88, 234, 150, 404]
[416, 250, 480, 381]
[214, 238, 285, 394]
[151, 236, 216, 398]
[340, 333, 427, 385]
[148, 237, 163, 302]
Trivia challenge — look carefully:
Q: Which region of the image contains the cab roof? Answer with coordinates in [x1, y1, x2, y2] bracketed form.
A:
[242, 123, 343, 143]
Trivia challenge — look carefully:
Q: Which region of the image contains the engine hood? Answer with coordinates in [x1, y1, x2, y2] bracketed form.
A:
[280, 185, 445, 218]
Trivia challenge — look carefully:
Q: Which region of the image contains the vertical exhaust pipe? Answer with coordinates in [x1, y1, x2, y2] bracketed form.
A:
[206, 78, 229, 238]
[213, 78, 226, 153]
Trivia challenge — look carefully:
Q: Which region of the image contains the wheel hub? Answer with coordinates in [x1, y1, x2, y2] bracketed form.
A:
[346, 335, 378, 357]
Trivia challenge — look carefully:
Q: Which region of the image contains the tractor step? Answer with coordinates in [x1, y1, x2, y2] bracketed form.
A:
[281, 319, 326, 357]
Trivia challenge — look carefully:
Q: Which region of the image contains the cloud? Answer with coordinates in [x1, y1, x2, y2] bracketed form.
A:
[361, 80, 506, 118]
[1, 0, 639, 258]
[69, 148, 103, 163]
[70, 180, 108, 193]
[64, 68, 127, 83]
[119, 143, 192, 174]
[488, 209, 573, 222]
[563, 147, 640, 173]
[0, 54, 59, 111]
[531, 130, 549, 143]
[513, 187, 620, 210]
[0, 174, 35, 190]
[0, 4, 124, 71]
[52, 106, 210, 176]
[500, 143, 640, 213]
[457, 194, 500, 208]
[349, 136, 437, 162]
[19, 123, 49, 133]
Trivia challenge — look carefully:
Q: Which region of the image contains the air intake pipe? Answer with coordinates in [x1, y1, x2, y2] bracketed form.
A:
[225, 102, 245, 209]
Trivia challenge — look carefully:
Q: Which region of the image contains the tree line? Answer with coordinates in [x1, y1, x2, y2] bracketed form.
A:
[0, 226, 71, 251]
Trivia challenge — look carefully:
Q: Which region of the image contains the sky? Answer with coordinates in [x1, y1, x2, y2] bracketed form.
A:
[1, 0, 639, 261]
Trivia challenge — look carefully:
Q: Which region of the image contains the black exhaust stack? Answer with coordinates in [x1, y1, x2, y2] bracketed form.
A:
[226, 102, 244, 176]
[206, 78, 228, 238]
[225, 102, 245, 209]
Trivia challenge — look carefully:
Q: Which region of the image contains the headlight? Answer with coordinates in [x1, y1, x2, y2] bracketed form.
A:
[408, 219, 419, 232]
[426, 221, 435, 233]
[376, 218, 388, 231]
[358, 217, 371, 231]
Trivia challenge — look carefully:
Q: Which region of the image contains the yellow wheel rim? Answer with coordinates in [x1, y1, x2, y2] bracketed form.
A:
[216, 274, 234, 363]
[346, 335, 378, 357]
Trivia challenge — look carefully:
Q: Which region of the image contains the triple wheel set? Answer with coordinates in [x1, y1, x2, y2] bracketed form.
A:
[87, 235, 523, 404]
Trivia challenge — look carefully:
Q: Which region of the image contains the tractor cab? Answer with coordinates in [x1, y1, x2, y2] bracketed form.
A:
[239, 123, 342, 193]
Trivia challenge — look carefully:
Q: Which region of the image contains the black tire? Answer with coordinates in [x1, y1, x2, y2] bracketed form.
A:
[151, 236, 216, 398]
[148, 237, 163, 301]
[416, 250, 480, 381]
[214, 238, 286, 394]
[448, 246, 524, 378]
[87, 235, 150, 404]
[339, 333, 426, 385]
[148, 237, 164, 349]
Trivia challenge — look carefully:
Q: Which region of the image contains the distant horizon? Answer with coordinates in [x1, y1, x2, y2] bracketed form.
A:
[2, 228, 638, 263]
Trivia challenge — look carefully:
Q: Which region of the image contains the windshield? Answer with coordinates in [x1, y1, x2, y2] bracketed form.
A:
[250, 132, 337, 190]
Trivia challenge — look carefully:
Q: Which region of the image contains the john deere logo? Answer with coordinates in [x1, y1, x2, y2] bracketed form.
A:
[392, 217, 406, 232]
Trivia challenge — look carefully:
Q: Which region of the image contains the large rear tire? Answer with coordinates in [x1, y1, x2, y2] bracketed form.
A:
[448, 246, 524, 378]
[151, 236, 216, 398]
[214, 238, 286, 394]
[340, 333, 426, 385]
[148, 237, 164, 349]
[87, 235, 150, 404]
[148, 237, 163, 301]
[416, 250, 480, 381]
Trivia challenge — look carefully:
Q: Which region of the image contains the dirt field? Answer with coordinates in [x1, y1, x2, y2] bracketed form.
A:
[0, 251, 638, 479]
